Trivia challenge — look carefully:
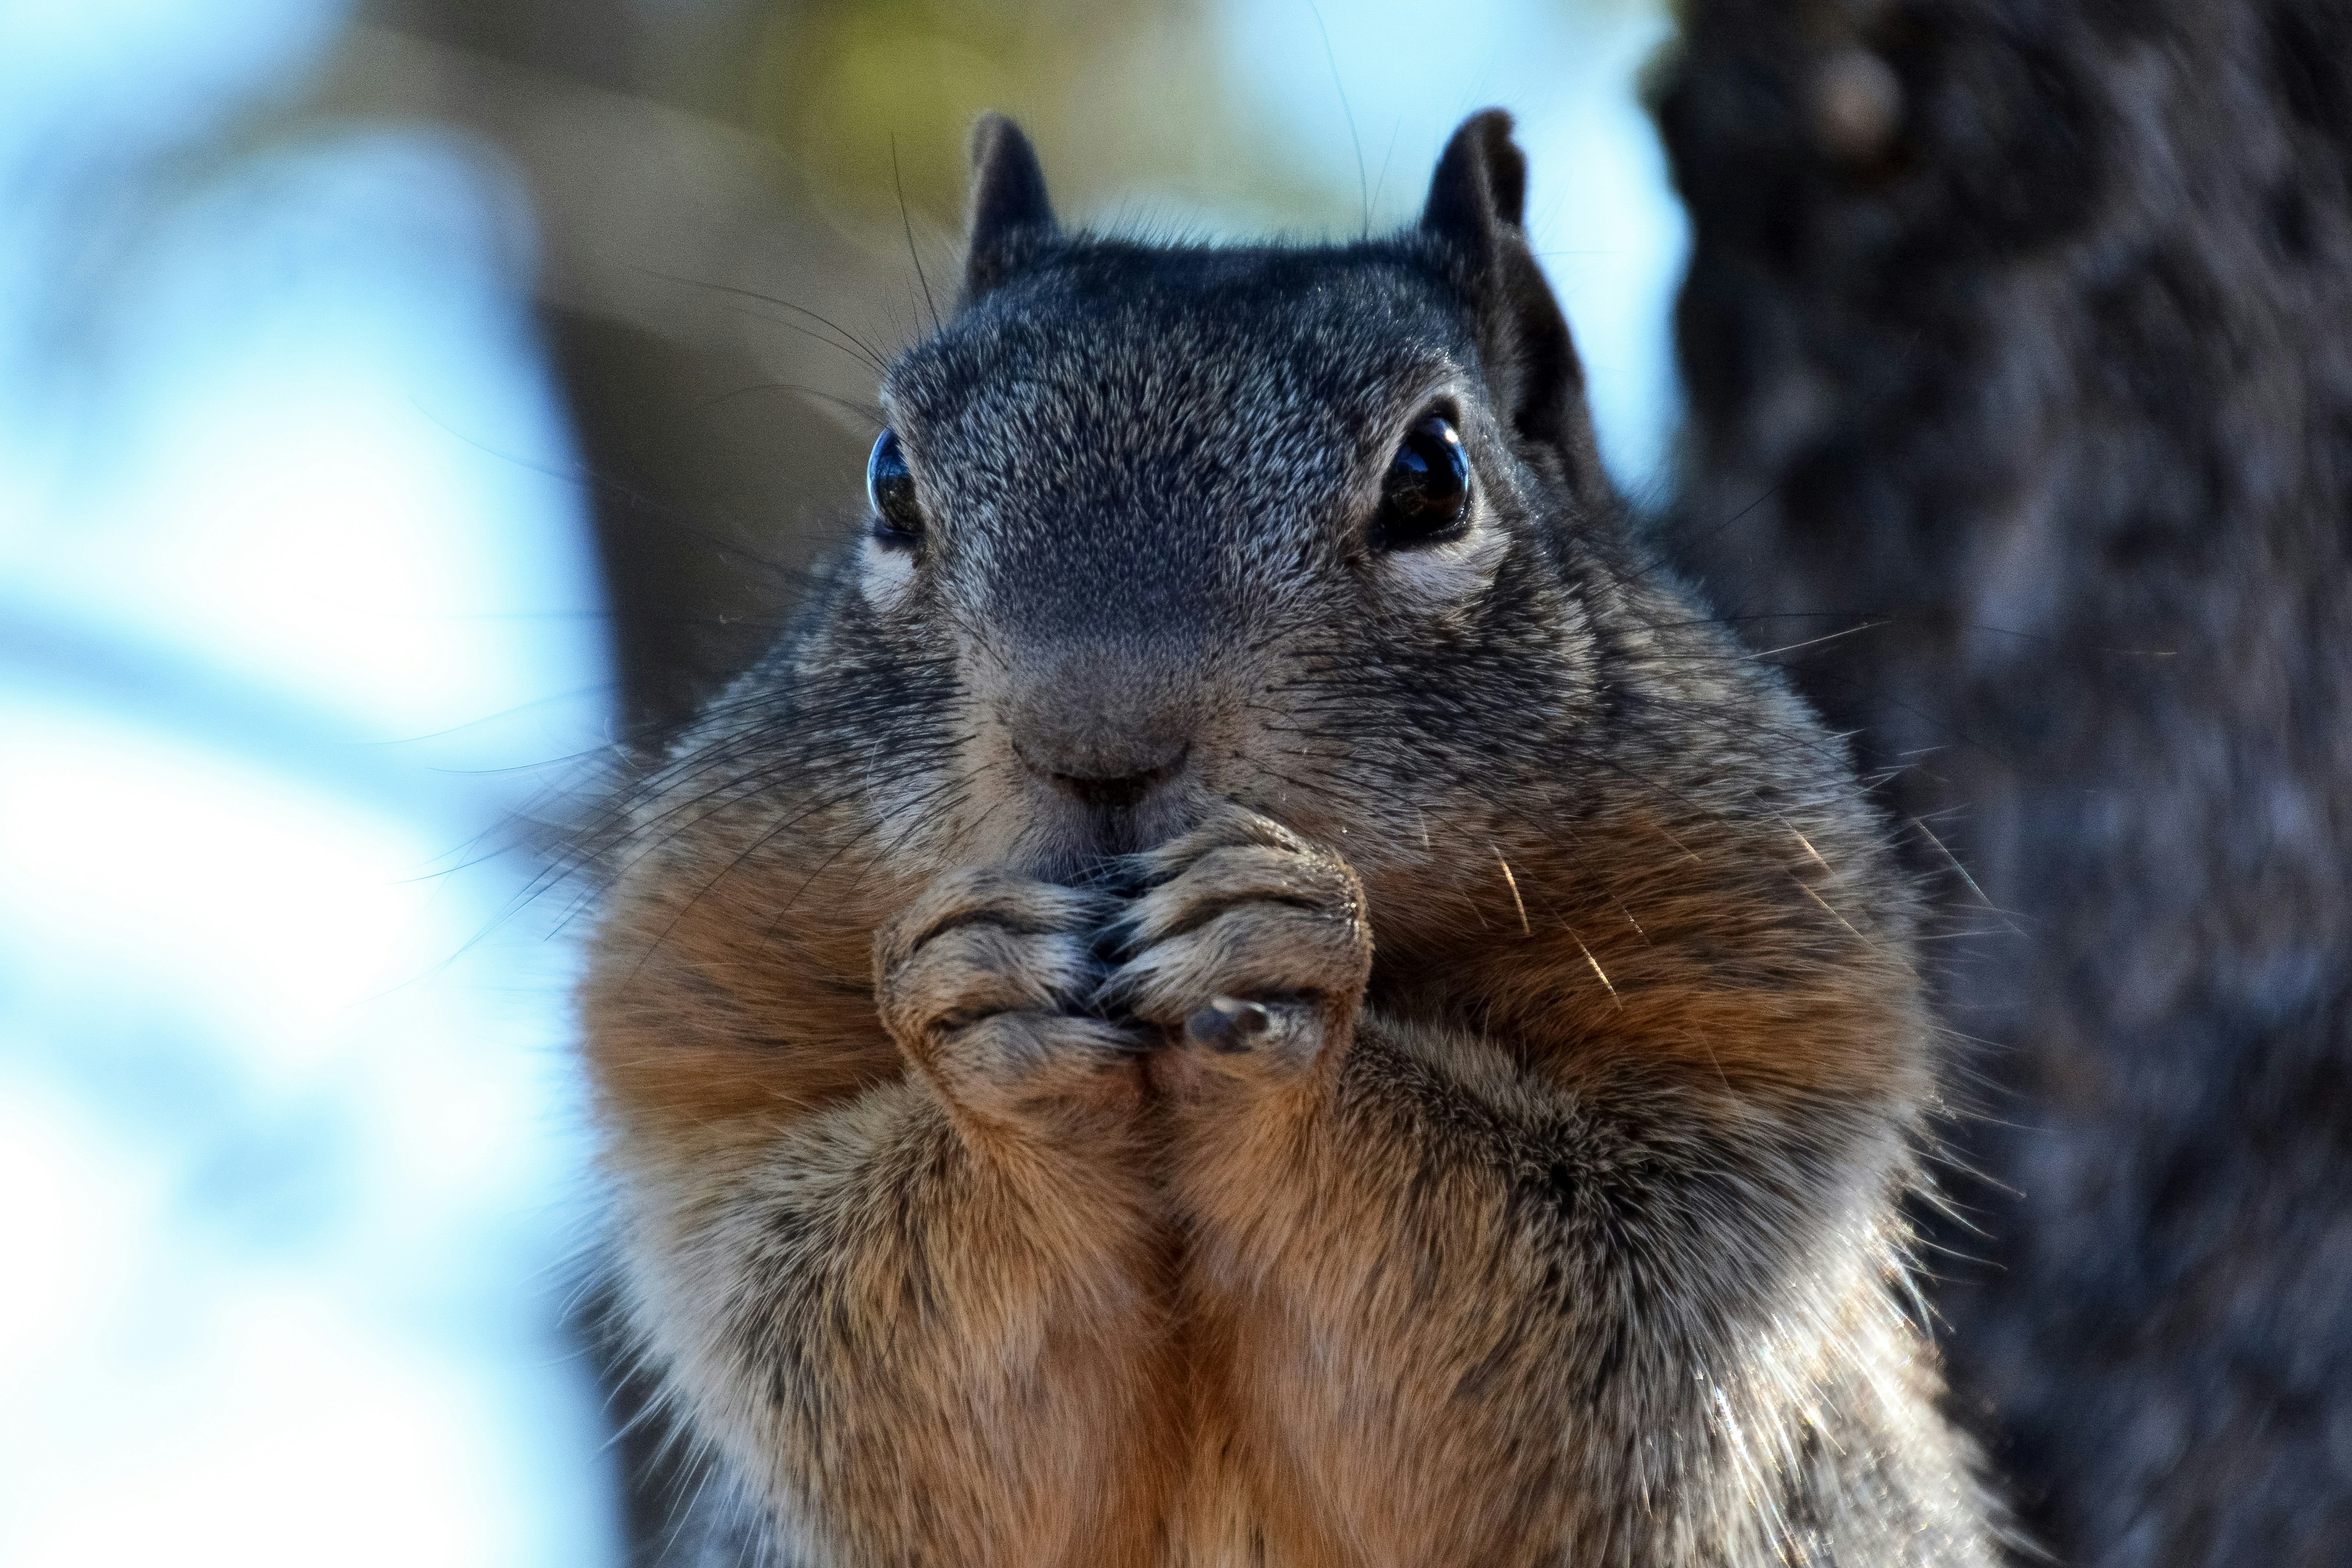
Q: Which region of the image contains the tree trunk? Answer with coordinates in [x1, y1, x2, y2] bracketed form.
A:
[1659, 3, 2352, 1562]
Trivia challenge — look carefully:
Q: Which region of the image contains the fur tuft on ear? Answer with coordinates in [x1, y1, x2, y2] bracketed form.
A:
[1421, 110, 1605, 507]
[963, 114, 1057, 305]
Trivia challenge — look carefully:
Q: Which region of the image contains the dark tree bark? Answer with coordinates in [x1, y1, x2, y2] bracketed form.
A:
[1659, 3, 2352, 1563]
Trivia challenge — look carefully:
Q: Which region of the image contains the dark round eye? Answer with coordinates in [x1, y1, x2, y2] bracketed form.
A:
[866, 428, 923, 548]
[1373, 413, 1471, 549]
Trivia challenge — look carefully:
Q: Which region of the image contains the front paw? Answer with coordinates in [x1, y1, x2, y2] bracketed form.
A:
[1098, 812, 1373, 1093]
[876, 869, 1142, 1136]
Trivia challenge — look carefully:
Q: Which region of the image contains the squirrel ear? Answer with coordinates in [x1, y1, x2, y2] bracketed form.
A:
[1420, 111, 1604, 506]
[1421, 109, 1529, 266]
[963, 114, 1057, 304]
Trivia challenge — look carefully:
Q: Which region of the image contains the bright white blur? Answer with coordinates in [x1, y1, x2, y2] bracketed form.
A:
[0, 1, 618, 1562]
[0, 1, 1681, 1561]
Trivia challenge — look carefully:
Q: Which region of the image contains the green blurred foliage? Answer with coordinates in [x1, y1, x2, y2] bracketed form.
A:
[749, 0, 1347, 241]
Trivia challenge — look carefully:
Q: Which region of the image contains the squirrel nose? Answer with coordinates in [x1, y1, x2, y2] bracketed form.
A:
[1039, 741, 1189, 810]
[1014, 730, 1189, 807]
[1003, 649, 1197, 806]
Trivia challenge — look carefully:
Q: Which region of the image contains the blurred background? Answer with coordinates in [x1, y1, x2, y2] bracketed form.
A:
[0, 2, 1687, 1561]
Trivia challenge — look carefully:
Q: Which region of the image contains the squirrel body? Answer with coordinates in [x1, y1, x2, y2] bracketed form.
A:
[584, 113, 1999, 1566]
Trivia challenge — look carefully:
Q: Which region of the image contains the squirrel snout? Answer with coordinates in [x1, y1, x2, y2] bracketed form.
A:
[1015, 733, 1190, 810]
[1000, 647, 1204, 816]
[1004, 698, 1192, 812]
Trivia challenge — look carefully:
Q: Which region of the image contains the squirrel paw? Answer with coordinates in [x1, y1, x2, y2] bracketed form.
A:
[1098, 811, 1373, 1092]
[875, 868, 1143, 1134]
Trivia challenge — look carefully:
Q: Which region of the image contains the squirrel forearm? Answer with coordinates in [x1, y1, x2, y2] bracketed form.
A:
[1168, 1012, 1957, 1566]
[614, 1078, 1168, 1568]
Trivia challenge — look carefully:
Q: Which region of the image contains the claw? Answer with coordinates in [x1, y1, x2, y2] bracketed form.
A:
[1185, 997, 1273, 1054]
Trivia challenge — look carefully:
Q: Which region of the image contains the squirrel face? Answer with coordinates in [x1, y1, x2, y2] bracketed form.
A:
[822, 117, 1614, 889]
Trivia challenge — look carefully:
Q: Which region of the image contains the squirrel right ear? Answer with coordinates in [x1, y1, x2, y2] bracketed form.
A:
[1421, 111, 1604, 506]
[963, 114, 1057, 305]
[1422, 110, 1529, 271]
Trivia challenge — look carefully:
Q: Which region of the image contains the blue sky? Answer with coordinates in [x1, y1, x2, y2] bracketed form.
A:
[0, 3, 617, 1562]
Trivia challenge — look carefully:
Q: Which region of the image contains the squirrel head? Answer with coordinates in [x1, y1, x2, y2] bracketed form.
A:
[736, 113, 1625, 893]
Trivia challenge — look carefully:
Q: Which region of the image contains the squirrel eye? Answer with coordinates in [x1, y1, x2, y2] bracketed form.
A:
[866, 428, 924, 548]
[1373, 414, 1471, 549]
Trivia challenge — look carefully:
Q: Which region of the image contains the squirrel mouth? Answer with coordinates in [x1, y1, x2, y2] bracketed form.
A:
[1077, 810, 1146, 870]
[1067, 787, 1158, 861]
[1014, 747, 1202, 877]
[1054, 744, 1187, 811]
[1006, 740, 1191, 859]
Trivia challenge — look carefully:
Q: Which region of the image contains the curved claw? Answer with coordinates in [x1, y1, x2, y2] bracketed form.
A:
[1185, 997, 1274, 1054]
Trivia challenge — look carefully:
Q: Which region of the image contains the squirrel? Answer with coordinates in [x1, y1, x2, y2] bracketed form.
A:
[580, 110, 2003, 1566]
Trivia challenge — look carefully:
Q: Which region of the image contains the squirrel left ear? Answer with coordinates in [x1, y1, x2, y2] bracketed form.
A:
[1421, 111, 1603, 505]
[963, 114, 1057, 306]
